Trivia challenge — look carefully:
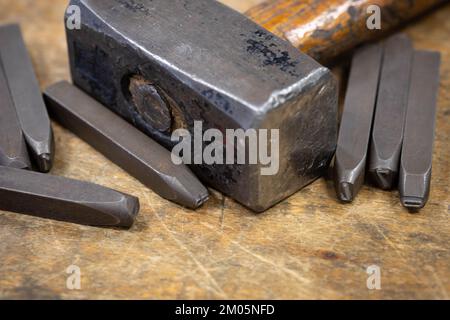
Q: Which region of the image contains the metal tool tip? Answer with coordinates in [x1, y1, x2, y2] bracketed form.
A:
[36, 153, 53, 173]
[401, 196, 425, 211]
[338, 182, 354, 203]
[373, 169, 395, 190]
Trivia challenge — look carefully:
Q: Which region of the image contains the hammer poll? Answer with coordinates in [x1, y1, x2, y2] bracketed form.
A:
[65, 0, 444, 212]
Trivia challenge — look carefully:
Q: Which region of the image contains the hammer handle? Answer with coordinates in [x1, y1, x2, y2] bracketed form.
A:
[247, 0, 446, 62]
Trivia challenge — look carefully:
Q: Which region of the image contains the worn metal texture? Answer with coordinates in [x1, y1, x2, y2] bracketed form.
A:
[334, 44, 383, 202]
[369, 34, 413, 190]
[0, 166, 139, 227]
[66, 0, 338, 212]
[399, 51, 441, 210]
[44, 81, 209, 210]
[0, 24, 54, 172]
[0, 60, 30, 169]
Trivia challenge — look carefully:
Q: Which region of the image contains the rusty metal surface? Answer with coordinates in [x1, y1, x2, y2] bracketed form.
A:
[44, 81, 209, 210]
[66, 0, 338, 212]
[0, 24, 54, 172]
[0, 166, 139, 228]
[399, 51, 441, 210]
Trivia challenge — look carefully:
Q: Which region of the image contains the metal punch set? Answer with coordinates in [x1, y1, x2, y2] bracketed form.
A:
[0, 6, 442, 228]
[334, 34, 441, 210]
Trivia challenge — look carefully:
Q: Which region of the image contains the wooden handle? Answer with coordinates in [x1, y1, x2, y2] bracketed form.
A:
[247, 0, 446, 62]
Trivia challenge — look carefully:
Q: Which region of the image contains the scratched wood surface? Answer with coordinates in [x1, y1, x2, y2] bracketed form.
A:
[0, 0, 448, 300]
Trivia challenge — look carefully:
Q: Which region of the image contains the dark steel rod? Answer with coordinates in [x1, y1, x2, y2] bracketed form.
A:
[0, 60, 31, 169]
[44, 81, 209, 209]
[369, 34, 413, 190]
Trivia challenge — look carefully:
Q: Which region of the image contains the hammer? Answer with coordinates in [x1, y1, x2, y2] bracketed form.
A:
[65, 0, 444, 212]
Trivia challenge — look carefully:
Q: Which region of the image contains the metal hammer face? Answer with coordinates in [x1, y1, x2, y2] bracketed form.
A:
[66, 0, 338, 212]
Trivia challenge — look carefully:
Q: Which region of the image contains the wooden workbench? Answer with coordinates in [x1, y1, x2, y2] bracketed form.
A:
[0, 0, 448, 299]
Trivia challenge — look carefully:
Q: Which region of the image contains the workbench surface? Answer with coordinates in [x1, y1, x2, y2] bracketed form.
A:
[0, 0, 448, 299]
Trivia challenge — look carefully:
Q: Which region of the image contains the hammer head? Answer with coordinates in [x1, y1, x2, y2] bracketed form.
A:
[66, 0, 338, 212]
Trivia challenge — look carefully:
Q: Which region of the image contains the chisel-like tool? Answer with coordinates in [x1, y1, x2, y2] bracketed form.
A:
[0, 166, 139, 228]
[44, 81, 209, 209]
[0, 24, 54, 172]
[369, 34, 413, 190]
[66, 0, 338, 212]
[334, 44, 383, 202]
[0, 61, 31, 169]
[399, 50, 441, 210]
